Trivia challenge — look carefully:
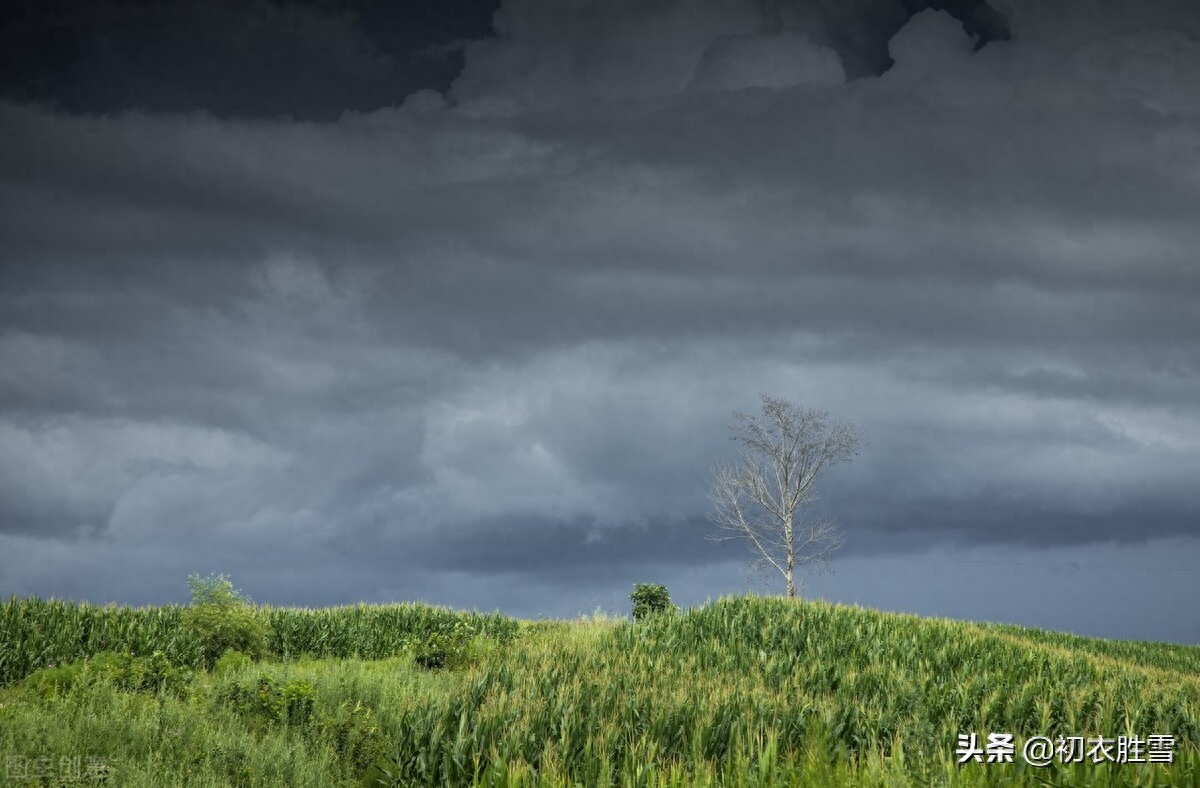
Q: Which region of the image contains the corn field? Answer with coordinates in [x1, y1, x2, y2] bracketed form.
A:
[368, 596, 1200, 786]
[0, 595, 518, 686]
[0, 596, 206, 684]
[2, 594, 1198, 786]
[263, 602, 519, 660]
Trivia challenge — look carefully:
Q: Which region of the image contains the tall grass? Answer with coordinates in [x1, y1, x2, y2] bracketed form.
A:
[2, 594, 1197, 786]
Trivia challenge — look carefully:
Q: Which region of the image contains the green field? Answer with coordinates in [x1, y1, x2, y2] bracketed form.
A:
[1, 593, 1198, 786]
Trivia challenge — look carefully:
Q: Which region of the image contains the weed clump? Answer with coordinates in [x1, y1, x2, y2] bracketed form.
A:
[23, 650, 192, 699]
[213, 648, 253, 676]
[221, 672, 316, 727]
[22, 661, 87, 699]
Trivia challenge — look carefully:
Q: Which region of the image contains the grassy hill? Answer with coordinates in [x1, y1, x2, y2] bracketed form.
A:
[1, 594, 1197, 786]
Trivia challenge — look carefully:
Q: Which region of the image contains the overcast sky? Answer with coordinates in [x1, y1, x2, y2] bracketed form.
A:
[2, 0, 1198, 644]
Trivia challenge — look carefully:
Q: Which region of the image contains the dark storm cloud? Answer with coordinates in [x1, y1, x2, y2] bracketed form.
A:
[1, 0, 1199, 640]
[0, 0, 1018, 119]
[0, 0, 496, 120]
[389, 515, 725, 576]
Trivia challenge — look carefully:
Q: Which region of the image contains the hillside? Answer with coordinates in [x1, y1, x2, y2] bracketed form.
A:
[1, 594, 1197, 786]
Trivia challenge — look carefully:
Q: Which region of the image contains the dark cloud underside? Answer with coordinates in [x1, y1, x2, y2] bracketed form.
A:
[1, 0, 1198, 642]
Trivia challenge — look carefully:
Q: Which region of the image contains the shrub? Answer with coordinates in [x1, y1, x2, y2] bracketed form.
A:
[629, 583, 674, 621]
[87, 650, 193, 697]
[23, 661, 87, 699]
[181, 573, 268, 669]
[410, 619, 474, 671]
[24, 651, 192, 699]
[223, 672, 316, 727]
[213, 648, 253, 676]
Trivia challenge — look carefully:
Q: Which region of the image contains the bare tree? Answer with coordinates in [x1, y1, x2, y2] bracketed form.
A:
[708, 393, 863, 598]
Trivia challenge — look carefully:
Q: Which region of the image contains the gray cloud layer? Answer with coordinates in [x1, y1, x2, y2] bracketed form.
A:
[0, 0, 494, 120]
[2, 0, 1198, 640]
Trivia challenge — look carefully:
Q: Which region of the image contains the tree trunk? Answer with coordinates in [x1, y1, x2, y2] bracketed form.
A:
[785, 512, 795, 597]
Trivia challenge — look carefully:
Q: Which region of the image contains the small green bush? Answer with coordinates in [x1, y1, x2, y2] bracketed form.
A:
[223, 672, 316, 727]
[629, 583, 674, 621]
[410, 619, 474, 670]
[24, 651, 192, 699]
[88, 650, 193, 697]
[23, 660, 87, 699]
[182, 573, 268, 669]
[213, 648, 253, 676]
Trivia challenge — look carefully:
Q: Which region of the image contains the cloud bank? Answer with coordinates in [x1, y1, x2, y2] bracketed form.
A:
[1, 0, 1198, 639]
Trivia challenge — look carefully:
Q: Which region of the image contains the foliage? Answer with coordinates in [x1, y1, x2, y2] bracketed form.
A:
[314, 700, 390, 781]
[222, 671, 317, 728]
[22, 660, 88, 700]
[213, 648, 253, 676]
[409, 618, 475, 671]
[630, 583, 675, 620]
[368, 596, 1200, 786]
[2, 672, 344, 787]
[187, 572, 256, 608]
[1, 593, 520, 686]
[23, 650, 192, 699]
[4, 594, 1199, 786]
[87, 649, 193, 697]
[182, 573, 269, 669]
[0, 594, 205, 685]
[264, 602, 519, 661]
